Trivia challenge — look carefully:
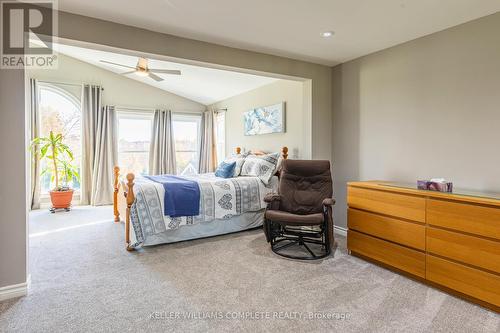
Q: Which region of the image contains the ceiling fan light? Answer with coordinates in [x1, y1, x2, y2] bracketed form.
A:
[137, 57, 149, 69]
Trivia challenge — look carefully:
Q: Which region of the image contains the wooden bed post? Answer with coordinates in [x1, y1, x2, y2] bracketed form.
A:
[113, 166, 120, 222]
[281, 146, 288, 159]
[125, 173, 135, 251]
[236, 147, 241, 155]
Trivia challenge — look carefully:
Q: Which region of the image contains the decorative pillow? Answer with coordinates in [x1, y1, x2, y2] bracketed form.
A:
[215, 161, 237, 178]
[240, 152, 280, 184]
[223, 152, 250, 177]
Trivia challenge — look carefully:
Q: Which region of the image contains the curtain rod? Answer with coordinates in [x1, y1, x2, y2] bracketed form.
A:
[115, 106, 155, 112]
[37, 80, 104, 90]
[115, 106, 205, 114]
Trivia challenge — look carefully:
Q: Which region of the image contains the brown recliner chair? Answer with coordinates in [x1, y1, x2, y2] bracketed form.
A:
[264, 160, 335, 260]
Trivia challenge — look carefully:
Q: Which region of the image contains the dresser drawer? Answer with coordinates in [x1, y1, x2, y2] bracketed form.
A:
[427, 199, 500, 240]
[348, 230, 425, 278]
[426, 227, 500, 273]
[348, 208, 425, 250]
[426, 255, 500, 307]
[347, 186, 425, 222]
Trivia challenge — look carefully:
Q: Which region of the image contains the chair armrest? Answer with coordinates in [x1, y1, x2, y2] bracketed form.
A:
[322, 198, 336, 206]
[264, 193, 281, 211]
[264, 193, 281, 203]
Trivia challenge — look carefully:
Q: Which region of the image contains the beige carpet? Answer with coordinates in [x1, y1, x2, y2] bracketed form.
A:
[0, 206, 498, 332]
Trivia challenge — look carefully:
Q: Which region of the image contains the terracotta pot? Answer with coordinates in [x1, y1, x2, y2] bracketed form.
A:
[49, 189, 74, 209]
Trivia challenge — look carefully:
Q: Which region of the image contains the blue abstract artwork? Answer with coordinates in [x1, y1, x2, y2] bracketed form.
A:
[244, 102, 285, 136]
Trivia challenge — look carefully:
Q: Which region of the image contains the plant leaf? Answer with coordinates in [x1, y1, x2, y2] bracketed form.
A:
[40, 145, 49, 158]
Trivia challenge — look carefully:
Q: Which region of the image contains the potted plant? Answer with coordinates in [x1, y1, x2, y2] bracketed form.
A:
[31, 131, 80, 212]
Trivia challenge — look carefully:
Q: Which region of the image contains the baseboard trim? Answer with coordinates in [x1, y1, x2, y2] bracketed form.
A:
[0, 275, 30, 301]
[334, 226, 347, 237]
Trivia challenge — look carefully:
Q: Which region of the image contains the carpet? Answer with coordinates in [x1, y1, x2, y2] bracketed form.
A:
[0, 206, 498, 332]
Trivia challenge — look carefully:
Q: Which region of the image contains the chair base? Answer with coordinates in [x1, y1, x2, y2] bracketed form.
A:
[269, 223, 331, 260]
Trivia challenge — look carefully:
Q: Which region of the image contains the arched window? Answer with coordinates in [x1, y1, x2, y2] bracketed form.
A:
[38, 84, 81, 194]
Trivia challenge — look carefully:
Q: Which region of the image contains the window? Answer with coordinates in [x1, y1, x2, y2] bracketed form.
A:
[117, 112, 153, 175]
[215, 111, 226, 163]
[39, 84, 82, 194]
[173, 114, 202, 175]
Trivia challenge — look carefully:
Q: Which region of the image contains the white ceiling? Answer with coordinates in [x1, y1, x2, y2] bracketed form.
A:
[55, 43, 278, 105]
[58, 0, 500, 66]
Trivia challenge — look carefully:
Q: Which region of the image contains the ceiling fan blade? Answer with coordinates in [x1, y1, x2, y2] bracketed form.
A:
[121, 71, 136, 75]
[100, 60, 135, 69]
[149, 69, 181, 75]
[148, 72, 164, 82]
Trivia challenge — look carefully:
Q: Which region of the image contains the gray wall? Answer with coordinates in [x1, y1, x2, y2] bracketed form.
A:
[332, 12, 500, 228]
[0, 69, 28, 287]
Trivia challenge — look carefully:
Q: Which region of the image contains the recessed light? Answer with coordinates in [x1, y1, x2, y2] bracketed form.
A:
[321, 31, 334, 38]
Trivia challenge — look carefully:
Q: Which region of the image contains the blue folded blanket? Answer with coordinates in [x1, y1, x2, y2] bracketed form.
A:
[144, 175, 200, 217]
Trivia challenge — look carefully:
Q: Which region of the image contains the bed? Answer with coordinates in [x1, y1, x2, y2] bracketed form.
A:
[113, 147, 288, 250]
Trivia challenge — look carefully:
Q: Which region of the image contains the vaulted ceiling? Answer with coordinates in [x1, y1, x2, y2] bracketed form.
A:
[58, 0, 500, 66]
[55, 43, 278, 105]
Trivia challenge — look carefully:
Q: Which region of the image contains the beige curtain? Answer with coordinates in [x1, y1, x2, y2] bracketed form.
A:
[149, 109, 176, 175]
[29, 79, 41, 210]
[90, 105, 117, 205]
[199, 109, 217, 173]
[81, 85, 117, 205]
[81, 84, 102, 205]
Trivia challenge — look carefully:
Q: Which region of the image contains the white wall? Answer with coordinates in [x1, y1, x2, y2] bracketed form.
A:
[210, 80, 306, 158]
[332, 12, 500, 228]
[27, 53, 205, 112]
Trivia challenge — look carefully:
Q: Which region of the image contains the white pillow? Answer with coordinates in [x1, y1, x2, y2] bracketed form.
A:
[223, 153, 248, 177]
[240, 152, 280, 185]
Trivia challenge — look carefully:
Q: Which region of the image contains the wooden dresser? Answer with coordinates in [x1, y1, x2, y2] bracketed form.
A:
[347, 181, 500, 312]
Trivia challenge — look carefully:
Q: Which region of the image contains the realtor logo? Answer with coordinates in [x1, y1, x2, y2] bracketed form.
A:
[1, 0, 58, 69]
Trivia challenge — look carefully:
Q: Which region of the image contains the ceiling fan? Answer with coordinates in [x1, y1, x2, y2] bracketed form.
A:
[99, 57, 181, 82]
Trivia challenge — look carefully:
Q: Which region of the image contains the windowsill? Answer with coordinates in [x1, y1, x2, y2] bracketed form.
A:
[40, 190, 81, 198]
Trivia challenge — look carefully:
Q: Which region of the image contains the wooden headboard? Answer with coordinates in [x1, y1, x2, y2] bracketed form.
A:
[235, 146, 288, 159]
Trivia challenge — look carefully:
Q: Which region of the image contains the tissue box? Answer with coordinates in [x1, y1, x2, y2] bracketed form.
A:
[417, 180, 453, 192]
